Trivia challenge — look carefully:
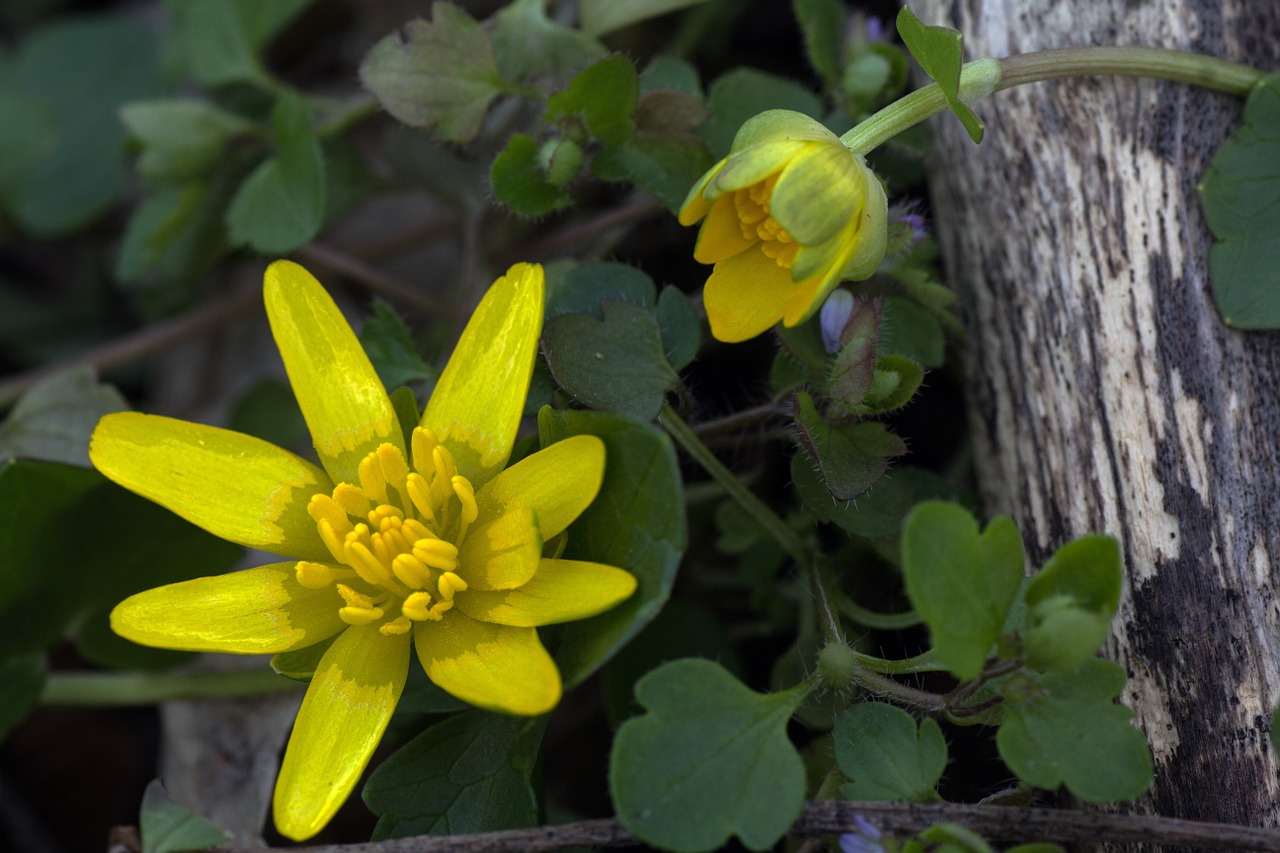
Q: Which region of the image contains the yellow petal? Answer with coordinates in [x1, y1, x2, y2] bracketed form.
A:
[91, 412, 332, 561]
[264, 260, 403, 486]
[455, 558, 636, 627]
[457, 501, 541, 590]
[110, 563, 347, 653]
[678, 159, 726, 226]
[475, 434, 604, 541]
[703, 248, 796, 343]
[274, 625, 409, 841]
[422, 263, 544, 487]
[692, 194, 755, 265]
[414, 611, 560, 715]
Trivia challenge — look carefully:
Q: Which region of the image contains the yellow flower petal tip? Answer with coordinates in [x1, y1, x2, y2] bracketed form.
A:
[680, 109, 889, 343]
[93, 260, 634, 839]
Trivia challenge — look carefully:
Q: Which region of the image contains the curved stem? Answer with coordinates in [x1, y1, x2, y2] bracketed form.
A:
[854, 650, 946, 676]
[42, 668, 302, 706]
[841, 46, 1264, 156]
[659, 404, 809, 568]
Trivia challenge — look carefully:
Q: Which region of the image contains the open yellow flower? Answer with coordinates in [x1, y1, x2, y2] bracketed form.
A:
[680, 109, 888, 343]
[90, 260, 636, 841]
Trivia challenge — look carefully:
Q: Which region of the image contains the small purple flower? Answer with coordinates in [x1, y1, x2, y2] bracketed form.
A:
[839, 814, 887, 853]
[820, 289, 855, 353]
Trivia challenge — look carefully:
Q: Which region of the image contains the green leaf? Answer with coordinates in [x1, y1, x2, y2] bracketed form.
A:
[542, 302, 681, 421]
[0, 460, 243, 659]
[1199, 73, 1280, 328]
[167, 0, 312, 87]
[0, 654, 45, 742]
[116, 179, 231, 285]
[0, 13, 162, 236]
[225, 94, 326, 253]
[901, 502, 1025, 679]
[492, 0, 606, 82]
[794, 391, 907, 501]
[594, 128, 715, 212]
[793, 0, 846, 86]
[699, 68, 824, 158]
[360, 300, 437, 391]
[547, 260, 657, 315]
[139, 779, 231, 853]
[834, 702, 947, 802]
[792, 458, 958, 543]
[879, 296, 945, 368]
[363, 710, 544, 839]
[1022, 536, 1122, 672]
[121, 98, 257, 182]
[639, 56, 703, 97]
[490, 132, 572, 217]
[546, 55, 639, 148]
[0, 367, 126, 467]
[538, 408, 685, 686]
[653, 285, 701, 371]
[359, 3, 508, 143]
[997, 658, 1153, 801]
[610, 659, 807, 852]
[581, 0, 713, 37]
[895, 7, 983, 143]
[601, 599, 741, 724]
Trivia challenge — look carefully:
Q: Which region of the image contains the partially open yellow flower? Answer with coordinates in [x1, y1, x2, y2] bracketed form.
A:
[680, 109, 888, 343]
[91, 261, 635, 841]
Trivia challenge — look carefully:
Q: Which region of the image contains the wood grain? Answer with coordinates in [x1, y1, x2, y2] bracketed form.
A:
[911, 0, 1280, 834]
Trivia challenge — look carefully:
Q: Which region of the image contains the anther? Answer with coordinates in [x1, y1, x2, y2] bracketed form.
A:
[436, 571, 468, 600]
[376, 443, 409, 491]
[379, 615, 412, 636]
[405, 473, 436, 524]
[413, 538, 458, 571]
[411, 427, 439, 474]
[358, 454, 389, 506]
[391, 553, 432, 589]
[295, 561, 338, 589]
[402, 591, 434, 621]
[331, 484, 371, 519]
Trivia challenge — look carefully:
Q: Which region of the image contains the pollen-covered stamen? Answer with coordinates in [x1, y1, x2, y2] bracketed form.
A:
[734, 175, 798, 270]
[336, 583, 385, 625]
[311, 432, 483, 633]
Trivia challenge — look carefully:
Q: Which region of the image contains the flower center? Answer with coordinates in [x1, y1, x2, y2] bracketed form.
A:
[734, 174, 798, 269]
[295, 427, 476, 637]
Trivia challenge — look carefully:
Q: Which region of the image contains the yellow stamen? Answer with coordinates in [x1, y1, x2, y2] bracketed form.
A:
[296, 561, 340, 589]
[345, 539, 394, 588]
[316, 518, 347, 564]
[405, 473, 436, 523]
[413, 538, 459, 571]
[331, 484, 371, 519]
[377, 443, 409, 490]
[436, 571, 468, 600]
[379, 615, 412, 636]
[391, 553, 432, 589]
[336, 583, 384, 625]
[402, 591, 435, 621]
[411, 427, 438, 474]
[358, 453, 389, 506]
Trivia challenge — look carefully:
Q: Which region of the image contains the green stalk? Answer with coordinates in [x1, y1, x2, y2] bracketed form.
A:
[854, 649, 946, 676]
[659, 404, 809, 569]
[842, 46, 1265, 156]
[42, 668, 302, 706]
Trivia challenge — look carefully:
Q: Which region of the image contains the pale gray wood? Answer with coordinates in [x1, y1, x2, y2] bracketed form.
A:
[911, 0, 1280, 832]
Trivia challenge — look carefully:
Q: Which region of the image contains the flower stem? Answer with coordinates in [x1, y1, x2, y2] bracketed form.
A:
[854, 649, 946, 676]
[41, 668, 302, 706]
[841, 46, 1265, 156]
[659, 404, 809, 568]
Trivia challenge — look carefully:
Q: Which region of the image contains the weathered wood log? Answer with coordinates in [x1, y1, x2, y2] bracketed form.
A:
[911, 0, 1280, 834]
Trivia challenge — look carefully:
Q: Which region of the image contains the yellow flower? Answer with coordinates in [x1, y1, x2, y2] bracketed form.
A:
[679, 109, 888, 343]
[91, 261, 636, 841]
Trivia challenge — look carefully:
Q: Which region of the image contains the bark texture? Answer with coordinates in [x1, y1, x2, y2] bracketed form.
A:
[911, 0, 1280, 833]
